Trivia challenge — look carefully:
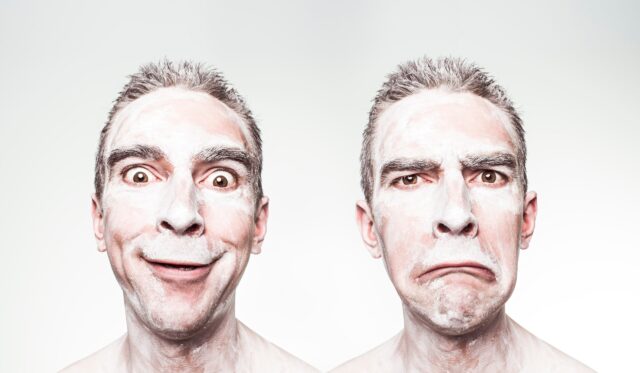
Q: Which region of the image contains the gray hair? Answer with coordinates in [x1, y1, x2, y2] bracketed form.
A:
[360, 56, 526, 203]
[94, 60, 263, 204]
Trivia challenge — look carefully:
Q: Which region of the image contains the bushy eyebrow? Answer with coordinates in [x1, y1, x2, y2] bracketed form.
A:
[461, 152, 516, 170]
[192, 146, 254, 171]
[380, 158, 440, 185]
[107, 145, 166, 176]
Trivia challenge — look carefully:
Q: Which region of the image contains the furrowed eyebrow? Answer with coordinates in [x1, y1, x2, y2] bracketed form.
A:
[107, 145, 166, 174]
[193, 146, 254, 171]
[380, 158, 440, 184]
[461, 152, 517, 170]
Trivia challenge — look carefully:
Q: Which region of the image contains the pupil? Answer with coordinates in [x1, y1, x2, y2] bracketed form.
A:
[403, 175, 416, 184]
[214, 176, 227, 187]
[483, 171, 495, 183]
[134, 172, 147, 182]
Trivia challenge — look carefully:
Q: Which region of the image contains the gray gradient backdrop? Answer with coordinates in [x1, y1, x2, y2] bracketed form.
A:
[1, 1, 638, 371]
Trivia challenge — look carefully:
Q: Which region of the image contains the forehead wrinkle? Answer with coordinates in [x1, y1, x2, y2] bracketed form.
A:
[107, 87, 256, 153]
[372, 89, 520, 175]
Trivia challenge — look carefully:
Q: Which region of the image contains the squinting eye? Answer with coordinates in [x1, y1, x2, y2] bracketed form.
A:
[123, 167, 156, 185]
[204, 170, 237, 190]
[481, 170, 497, 183]
[402, 175, 418, 185]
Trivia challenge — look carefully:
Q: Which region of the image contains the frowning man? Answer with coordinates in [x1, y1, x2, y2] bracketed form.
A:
[62, 61, 317, 373]
[334, 57, 594, 372]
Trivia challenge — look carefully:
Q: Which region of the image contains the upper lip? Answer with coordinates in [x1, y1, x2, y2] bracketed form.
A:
[143, 258, 213, 267]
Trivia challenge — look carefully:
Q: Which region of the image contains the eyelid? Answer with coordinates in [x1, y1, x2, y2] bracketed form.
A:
[121, 165, 161, 184]
[469, 169, 509, 185]
[200, 168, 239, 189]
[389, 172, 434, 188]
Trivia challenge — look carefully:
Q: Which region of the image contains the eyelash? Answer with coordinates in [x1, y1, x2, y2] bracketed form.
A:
[390, 169, 509, 188]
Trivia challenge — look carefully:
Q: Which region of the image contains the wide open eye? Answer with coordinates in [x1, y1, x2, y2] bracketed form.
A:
[204, 170, 237, 190]
[123, 167, 157, 185]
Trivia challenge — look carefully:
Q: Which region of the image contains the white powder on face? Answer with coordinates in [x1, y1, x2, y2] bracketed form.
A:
[129, 232, 227, 265]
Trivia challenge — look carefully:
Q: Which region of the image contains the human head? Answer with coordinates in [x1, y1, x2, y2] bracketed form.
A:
[361, 56, 526, 204]
[91, 61, 268, 340]
[356, 57, 537, 335]
[95, 60, 263, 206]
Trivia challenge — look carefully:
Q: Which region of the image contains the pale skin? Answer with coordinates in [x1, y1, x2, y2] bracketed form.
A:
[61, 87, 317, 373]
[332, 89, 594, 372]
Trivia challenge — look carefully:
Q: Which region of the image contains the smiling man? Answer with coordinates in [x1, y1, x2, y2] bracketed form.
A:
[333, 57, 594, 372]
[62, 61, 316, 373]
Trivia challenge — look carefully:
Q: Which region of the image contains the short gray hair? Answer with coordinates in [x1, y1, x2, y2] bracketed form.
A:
[94, 60, 263, 204]
[360, 56, 526, 203]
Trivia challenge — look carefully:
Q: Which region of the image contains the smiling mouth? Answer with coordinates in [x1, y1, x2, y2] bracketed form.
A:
[418, 262, 496, 283]
[151, 262, 207, 271]
[144, 259, 216, 282]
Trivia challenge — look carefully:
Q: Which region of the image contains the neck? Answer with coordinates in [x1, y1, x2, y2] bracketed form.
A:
[399, 307, 521, 372]
[122, 297, 241, 373]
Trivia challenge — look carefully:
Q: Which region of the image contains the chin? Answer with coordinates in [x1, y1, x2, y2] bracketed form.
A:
[146, 308, 211, 340]
[408, 284, 508, 336]
[133, 294, 219, 341]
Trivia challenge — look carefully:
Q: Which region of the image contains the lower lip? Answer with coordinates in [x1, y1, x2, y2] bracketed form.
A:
[146, 261, 214, 282]
[419, 266, 496, 283]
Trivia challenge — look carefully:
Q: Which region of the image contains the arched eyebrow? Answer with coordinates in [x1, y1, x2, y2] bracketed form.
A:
[380, 158, 440, 184]
[460, 152, 516, 170]
[107, 145, 166, 173]
[192, 146, 254, 171]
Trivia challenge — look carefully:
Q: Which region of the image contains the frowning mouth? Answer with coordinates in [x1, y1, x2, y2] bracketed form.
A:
[417, 262, 496, 283]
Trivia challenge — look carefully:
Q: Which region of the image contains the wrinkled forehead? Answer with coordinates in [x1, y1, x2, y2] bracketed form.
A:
[371, 89, 518, 172]
[105, 87, 254, 157]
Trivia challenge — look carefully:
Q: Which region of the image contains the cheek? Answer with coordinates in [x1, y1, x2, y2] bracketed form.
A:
[102, 190, 160, 242]
[374, 194, 437, 279]
[200, 192, 255, 248]
[472, 189, 522, 273]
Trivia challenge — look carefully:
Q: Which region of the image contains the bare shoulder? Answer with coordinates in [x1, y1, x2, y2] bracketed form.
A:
[330, 333, 401, 373]
[238, 322, 319, 373]
[512, 322, 596, 373]
[58, 335, 127, 373]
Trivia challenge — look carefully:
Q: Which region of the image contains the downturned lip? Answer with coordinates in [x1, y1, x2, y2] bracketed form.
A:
[418, 262, 496, 282]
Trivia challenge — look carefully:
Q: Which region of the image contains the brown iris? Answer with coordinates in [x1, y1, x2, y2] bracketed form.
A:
[402, 175, 417, 185]
[213, 175, 228, 187]
[133, 171, 148, 183]
[481, 171, 497, 183]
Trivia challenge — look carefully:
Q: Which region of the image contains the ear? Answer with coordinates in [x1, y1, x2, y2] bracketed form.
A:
[356, 200, 382, 258]
[91, 194, 107, 252]
[520, 191, 537, 250]
[251, 196, 269, 255]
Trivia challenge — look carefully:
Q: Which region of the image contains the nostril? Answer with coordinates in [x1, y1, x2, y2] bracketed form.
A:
[437, 223, 451, 234]
[462, 222, 475, 235]
[184, 223, 202, 235]
[160, 221, 174, 231]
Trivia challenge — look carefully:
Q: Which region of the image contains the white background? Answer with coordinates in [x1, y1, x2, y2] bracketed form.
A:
[1, 1, 638, 371]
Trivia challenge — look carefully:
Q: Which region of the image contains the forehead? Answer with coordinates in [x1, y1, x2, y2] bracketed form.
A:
[372, 89, 517, 167]
[105, 87, 251, 157]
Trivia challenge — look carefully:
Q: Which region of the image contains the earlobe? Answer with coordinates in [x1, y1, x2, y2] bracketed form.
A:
[91, 195, 107, 252]
[356, 200, 382, 259]
[520, 191, 538, 250]
[251, 196, 269, 255]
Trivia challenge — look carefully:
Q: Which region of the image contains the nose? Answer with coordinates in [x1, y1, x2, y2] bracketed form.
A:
[157, 177, 204, 236]
[432, 174, 478, 238]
